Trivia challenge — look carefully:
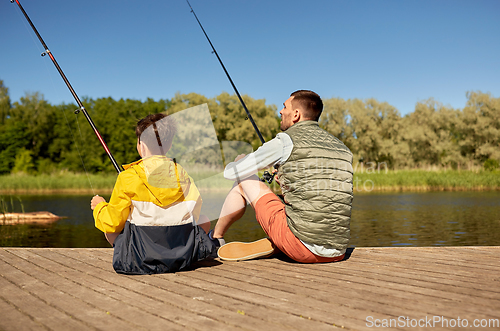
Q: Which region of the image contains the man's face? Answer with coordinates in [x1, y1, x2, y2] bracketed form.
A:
[279, 96, 295, 131]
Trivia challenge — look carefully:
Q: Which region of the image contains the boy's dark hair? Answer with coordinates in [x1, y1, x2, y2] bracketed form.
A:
[136, 113, 177, 154]
[136, 113, 167, 139]
[290, 90, 323, 121]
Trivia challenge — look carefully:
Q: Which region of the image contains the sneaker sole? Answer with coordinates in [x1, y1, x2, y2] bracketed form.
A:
[218, 238, 276, 262]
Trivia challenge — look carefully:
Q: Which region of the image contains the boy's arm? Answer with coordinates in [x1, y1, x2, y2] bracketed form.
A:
[92, 174, 132, 234]
[91, 195, 106, 210]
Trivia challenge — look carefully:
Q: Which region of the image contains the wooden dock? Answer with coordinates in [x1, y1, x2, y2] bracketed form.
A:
[0, 247, 498, 330]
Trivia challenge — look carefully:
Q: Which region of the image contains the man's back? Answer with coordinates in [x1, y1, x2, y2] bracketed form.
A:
[277, 120, 353, 250]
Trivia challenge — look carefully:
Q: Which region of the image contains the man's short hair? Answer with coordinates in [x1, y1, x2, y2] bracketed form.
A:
[290, 90, 323, 121]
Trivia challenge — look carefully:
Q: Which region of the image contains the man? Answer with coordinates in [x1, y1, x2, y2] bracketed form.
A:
[211, 90, 353, 263]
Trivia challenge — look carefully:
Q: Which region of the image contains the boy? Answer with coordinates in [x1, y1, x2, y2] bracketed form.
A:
[91, 113, 224, 275]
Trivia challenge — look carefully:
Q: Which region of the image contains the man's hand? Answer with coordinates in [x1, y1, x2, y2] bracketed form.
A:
[91, 195, 106, 210]
[272, 167, 280, 185]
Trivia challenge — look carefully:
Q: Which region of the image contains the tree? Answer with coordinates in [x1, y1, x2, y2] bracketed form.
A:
[10, 92, 59, 163]
[319, 97, 353, 148]
[402, 99, 462, 167]
[0, 80, 11, 125]
[320, 97, 407, 168]
[11, 148, 35, 174]
[169, 92, 279, 150]
[0, 120, 31, 174]
[457, 91, 500, 164]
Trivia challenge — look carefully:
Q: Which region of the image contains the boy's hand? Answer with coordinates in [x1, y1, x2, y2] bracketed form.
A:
[91, 195, 106, 210]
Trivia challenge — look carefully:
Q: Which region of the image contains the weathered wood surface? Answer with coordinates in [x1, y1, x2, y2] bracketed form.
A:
[0, 247, 498, 330]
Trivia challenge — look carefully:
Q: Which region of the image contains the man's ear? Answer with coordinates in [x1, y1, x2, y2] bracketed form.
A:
[292, 108, 301, 123]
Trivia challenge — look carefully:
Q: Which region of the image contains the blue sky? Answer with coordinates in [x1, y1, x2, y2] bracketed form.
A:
[1, 0, 499, 116]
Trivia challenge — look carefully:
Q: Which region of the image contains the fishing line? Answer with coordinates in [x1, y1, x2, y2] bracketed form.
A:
[10, 0, 123, 174]
[10, 0, 102, 193]
[73, 113, 96, 195]
[13, 4, 43, 55]
[185, 0, 275, 183]
[186, 0, 264, 144]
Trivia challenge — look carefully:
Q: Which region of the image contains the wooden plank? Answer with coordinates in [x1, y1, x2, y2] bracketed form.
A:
[355, 247, 500, 269]
[333, 256, 500, 297]
[48, 248, 308, 331]
[66, 249, 371, 330]
[211, 258, 464, 316]
[59, 248, 342, 331]
[0, 249, 149, 331]
[10, 248, 235, 331]
[0, 291, 47, 331]
[1, 247, 499, 331]
[0, 258, 97, 331]
[200, 257, 494, 326]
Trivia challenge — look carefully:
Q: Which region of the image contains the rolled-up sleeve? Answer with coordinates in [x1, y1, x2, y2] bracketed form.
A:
[224, 133, 293, 181]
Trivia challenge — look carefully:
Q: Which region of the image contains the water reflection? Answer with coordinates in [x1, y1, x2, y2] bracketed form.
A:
[1, 191, 499, 248]
[351, 191, 500, 247]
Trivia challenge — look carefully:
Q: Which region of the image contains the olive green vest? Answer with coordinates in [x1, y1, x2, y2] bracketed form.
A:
[276, 121, 353, 250]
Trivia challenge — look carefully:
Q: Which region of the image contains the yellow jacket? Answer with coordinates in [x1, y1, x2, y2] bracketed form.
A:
[93, 156, 202, 233]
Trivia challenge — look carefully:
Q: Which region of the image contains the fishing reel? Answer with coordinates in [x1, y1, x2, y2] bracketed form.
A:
[260, 164, 279, 184]
[261, 171, 275, 184]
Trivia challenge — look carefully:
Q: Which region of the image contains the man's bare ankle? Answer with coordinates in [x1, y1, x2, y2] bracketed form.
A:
[211, 230, 223, 239]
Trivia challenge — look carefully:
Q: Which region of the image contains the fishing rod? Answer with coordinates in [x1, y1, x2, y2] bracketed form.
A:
[185, 0, 265, 144]
[10, 0, 123, 173]
[186, 0, 275, 183]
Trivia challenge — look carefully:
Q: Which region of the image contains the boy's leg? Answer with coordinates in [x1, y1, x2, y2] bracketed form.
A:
[198, 214, 211, 233]
[105, 232, 119, 246]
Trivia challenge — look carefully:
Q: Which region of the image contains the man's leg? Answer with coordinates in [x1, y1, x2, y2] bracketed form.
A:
[214, 176, 345, 263]
[212, 175, 274, 239]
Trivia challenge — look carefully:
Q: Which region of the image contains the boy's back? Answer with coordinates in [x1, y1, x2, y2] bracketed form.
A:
[91, 114, 220, 275]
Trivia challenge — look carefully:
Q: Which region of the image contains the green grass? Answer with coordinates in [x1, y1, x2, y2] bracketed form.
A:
[1, 169, 498, 194]
[354, 169, 500, 192]
[0, 172, 117, 193]
[0, 169, 234, 194]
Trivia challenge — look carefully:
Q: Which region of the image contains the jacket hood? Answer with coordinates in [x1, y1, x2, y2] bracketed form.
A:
[124, 156, 192, 207]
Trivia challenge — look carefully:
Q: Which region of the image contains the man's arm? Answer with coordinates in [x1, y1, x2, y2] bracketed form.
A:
[224, 133, 293, 181]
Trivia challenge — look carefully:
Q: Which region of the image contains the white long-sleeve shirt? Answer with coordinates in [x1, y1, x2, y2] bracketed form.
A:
[223, 132, 345, 258]
[223, 132, 293, 181]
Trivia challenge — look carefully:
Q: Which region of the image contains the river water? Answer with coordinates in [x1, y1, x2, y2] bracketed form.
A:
[1, 191, 499, 248]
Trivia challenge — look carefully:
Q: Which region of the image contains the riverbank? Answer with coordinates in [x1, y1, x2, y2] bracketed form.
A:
[354, 169, 500, 192]
[0, 169, 499, 194]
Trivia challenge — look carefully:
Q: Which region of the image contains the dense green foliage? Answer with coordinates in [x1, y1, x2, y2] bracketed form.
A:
[0, 79, 498, 174]
[320, 93, 500, 169]
[0, 80, 278, 174]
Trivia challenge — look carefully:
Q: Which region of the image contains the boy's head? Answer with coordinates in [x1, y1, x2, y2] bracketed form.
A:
[136, 113, 176, 157]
